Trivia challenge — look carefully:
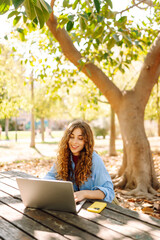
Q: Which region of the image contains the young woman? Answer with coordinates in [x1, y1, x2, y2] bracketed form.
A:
[44, 120, 115, 203]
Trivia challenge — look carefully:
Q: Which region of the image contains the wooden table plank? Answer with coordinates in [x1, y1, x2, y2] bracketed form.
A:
[0, 171, 34, 179]
[0, 217, 34, 240]
[0, 202, 67, 240]
[0, 176, 19, 189]
[0, 182, 21, 199]
[46, 210, 133, 240]
[102, 207, 160, 238]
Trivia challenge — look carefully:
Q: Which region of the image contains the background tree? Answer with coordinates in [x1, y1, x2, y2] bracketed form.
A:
[0, 44, 27, 139]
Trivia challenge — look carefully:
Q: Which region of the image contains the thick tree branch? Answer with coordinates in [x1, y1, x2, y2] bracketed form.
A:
[47, 1, 122, 113]
[135, 33, 160, 106]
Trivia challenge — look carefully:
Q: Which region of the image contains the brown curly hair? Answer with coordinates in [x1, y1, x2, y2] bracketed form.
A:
[55, 120, 94, 187]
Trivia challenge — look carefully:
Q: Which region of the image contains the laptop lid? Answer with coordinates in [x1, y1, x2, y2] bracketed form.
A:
[16, 177, 85, 213]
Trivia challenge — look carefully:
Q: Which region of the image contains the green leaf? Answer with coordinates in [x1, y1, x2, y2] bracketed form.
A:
[118, 16, 127, 24]
[17, 27, 24, 33]
[23, 0, 52, 26]
[107, 37, 115, 50]
[12, 0, 24, 9]
[13, 16, 21, 26]
[94, 0, 100, 13]
[106, 0, 112, 9]
[68, 14, 75, 21]
[19, 31, 25, 41]
[66, 21, 74, 31]
[40, 0, 52, 13]
[4, 35, 8, 40]
[31, 0, 37, 4]
[97, 15, 104, 23]
[79, 17, 86, 31]
[0, 0, 10, 14]
[35, 5, 45, 28]
[23, 14, 27, 23]
[39, 2, 50, 22]
[113, 33, 119, 42]
[33, 17, 38, 25]
[23, 0, 36, 20]
[72, 0, 79, 10]
[103, 53, 108, 59]
[92, 26, 104, 38]
[12, 47, 16, 52]
[79, 13, 88, 20]
[135, 40, 143, 51]
[63, 0, 69, 8]
[8, 10, 19, 18]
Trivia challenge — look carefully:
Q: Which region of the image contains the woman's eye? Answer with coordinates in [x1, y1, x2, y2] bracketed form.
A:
[79, 138, 83, 140]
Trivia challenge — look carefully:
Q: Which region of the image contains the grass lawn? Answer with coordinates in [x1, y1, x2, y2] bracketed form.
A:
[0, 130, 64, 141]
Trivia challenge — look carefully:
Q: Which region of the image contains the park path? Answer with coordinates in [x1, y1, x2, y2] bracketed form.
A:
[0, 136, 159, 163]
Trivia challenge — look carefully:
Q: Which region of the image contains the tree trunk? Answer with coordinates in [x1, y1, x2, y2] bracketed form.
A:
[5, 118, 9, 140]
[41, 117, 45, 142]
[158, 118, 160, 136]
[46, 3, 160, 195]
[109, 107, 117, 156]
[30, 74, 35, 148]
[113, 91, 159, 197]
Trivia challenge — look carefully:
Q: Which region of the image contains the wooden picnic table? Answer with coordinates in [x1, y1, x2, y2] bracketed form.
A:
[0, 171, 160, 240]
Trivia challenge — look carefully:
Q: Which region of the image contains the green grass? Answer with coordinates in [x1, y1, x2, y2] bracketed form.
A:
[0, 130, 64, 141]
[1, 131, 30, 140]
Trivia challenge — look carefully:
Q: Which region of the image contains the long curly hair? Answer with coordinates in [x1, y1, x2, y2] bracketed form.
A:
[55, 120, 94, 187]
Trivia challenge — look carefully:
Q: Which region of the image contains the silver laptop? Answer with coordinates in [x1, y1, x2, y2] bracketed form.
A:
[16, 177, 86, 214]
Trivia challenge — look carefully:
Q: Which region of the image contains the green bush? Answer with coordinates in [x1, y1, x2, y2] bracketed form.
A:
[93, 127, 108, 139]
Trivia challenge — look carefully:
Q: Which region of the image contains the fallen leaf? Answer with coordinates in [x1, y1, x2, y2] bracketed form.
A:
[142, 207, 154, 214]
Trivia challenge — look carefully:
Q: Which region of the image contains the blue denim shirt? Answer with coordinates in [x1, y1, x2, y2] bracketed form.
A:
[44, 151, 115, 203]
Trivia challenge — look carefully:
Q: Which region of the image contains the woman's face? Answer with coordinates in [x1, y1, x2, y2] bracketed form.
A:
[68, 128, 85, 156]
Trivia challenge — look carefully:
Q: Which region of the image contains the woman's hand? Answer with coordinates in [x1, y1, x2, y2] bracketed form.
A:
[74, 191, 86, 203]
[74, 190, 105, 203]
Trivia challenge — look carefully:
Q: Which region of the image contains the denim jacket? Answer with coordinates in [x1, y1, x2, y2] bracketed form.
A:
[44, 151, 115, 203]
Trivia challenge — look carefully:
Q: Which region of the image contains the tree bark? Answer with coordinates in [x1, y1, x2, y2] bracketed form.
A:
[114, 91, 159, 197]
[41, 117, 45, 142]
[30, 73, 35, 148]
[5, 118, 9, 140]
[109, 107, 117, 156]
[46, 1, 160, 195]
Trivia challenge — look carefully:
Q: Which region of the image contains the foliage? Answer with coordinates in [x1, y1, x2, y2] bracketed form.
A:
[1, 0, 159, 73]
[56, 0, 159, 74]
[0, 0, 52, 28]
[0, 44, 28, 119]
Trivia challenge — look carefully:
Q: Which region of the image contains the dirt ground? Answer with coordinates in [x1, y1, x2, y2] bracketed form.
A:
[0, 136, 160, 219]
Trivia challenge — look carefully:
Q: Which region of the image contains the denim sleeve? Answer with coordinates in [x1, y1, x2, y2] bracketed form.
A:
[43, 163, 57, 180]
[91, 152, 115, 203]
